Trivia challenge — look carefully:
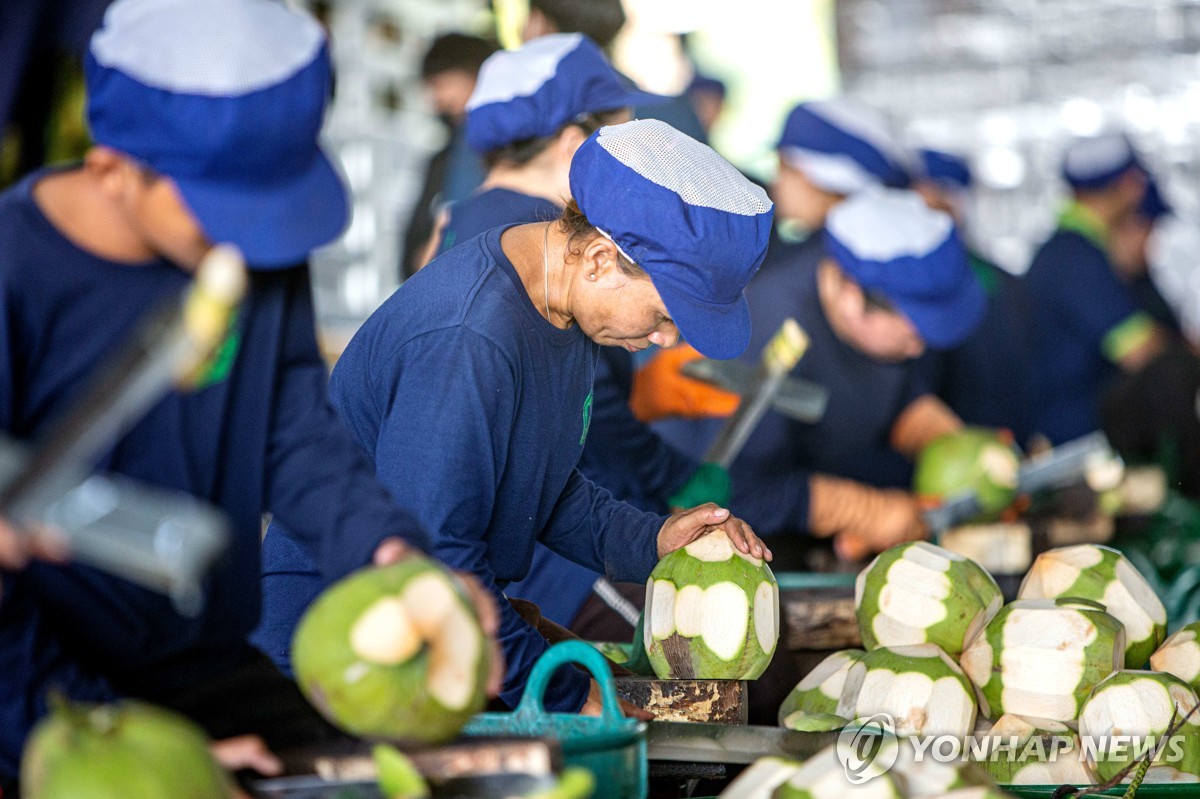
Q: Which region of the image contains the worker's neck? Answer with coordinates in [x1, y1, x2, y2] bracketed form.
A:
[32, 169, 159, 265]
[481, 159, 569, 208]
[1071, 192, 1124, 231]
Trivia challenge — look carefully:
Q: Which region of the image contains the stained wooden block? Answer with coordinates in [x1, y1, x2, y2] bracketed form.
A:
[782, 587, 861, 651]
[615, 677, 747, 724]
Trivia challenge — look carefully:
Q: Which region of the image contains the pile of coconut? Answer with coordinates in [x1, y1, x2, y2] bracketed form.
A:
[773, 541, 1200, 791]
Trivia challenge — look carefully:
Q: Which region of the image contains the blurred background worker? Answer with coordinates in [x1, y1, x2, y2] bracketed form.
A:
[912, 148, 1034, 444]
[399, 33, 496, 279]
[1025, 133, 1170, 446]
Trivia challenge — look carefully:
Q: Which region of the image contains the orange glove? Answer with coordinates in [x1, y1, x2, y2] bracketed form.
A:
[808, 474, 928, 562]
[629, 344, 740, 423]
[889, 395, 963, 459]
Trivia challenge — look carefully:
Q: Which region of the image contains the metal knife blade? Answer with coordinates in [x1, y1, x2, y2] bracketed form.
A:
[680, 359, 828, 424]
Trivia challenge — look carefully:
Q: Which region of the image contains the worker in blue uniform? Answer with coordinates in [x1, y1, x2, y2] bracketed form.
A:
[0, 0, 499, 785]
[1025, 133, 1170, 445]
[646, 188, 986, 563]
[257, 119, 775, 718]
[1109, 176, 1181, 332]
[912, 148, 1034, 443]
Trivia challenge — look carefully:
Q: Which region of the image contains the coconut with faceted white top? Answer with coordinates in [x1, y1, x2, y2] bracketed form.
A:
[836, 643, 977, 738]
[645, 528, 779, 680]
[856, 542, 1002, 657]
[975, 714, 1096, 785]
[1151, 622, 1200, 690]
[1078, 670, 1200, 783]
[777, 650, 865, 725]
[1018, 544, 1166, 668]
[959, 598, 1125, 722]
[770, 746, 903, 799]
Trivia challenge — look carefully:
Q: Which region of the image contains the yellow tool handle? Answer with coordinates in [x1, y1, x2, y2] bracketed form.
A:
[176, 245, 248, 388]
[762, 318, 808, 376]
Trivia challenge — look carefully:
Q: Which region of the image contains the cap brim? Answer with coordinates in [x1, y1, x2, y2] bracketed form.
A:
[174, 147, 349, 269]
[656, 278, 752, 361]
[891, 268, 987, 350]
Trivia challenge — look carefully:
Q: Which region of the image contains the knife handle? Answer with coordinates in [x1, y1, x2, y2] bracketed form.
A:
[762, 318, 808, 376]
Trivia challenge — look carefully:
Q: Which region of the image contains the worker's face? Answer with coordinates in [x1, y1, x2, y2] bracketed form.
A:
[771, 158, 843, 231]
[822, 262, 925, 361]
[425, 69, 477, 124]
[89, 148, 212, 271]
[521, 8, 558, 42]
[1110, 213, 1153, 279]
[570, 236, 680, 352]
[914, 181, 965, 224]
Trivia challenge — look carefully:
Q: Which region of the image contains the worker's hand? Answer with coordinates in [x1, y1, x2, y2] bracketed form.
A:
[629, 344, 740, 423]
[580, 679, 653, 721]
[890, 395, 963, 459]
[808, 475, 927, 562]
[374, 538, 505, 698]
[211, 734, 283, 776]
[657, 504, 772, 562]
[0, 518, 69, 572]
[666, 462, 731, 511]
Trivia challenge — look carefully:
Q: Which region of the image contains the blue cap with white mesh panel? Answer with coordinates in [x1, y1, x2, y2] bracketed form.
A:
[569, 119, 774, 360]
[85, 0, 347, 269]
[824, 188, 984, 350]
[1062, 132, 1144, 191]
[466, 33, 665, 154]
[777, 99, 911, 194]
[917, 148, 972, 191]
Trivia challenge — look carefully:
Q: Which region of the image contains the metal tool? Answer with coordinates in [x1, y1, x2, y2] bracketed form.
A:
[681, 356, 828, 426]
[703, 319, 812, 469]
[922, 431, 1121, 534]
[0, 246, 247, 613]
[646, 720, 834, 765]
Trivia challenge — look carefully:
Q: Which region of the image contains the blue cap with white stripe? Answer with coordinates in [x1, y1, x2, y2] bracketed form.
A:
[824, 188, 984, 349]
[570, 120, 774, 360]
[917, 149, 972, 191]
[777, 100, 911, 194]
[466, 33, 665, 154]
[1062, 133, 1144, 191]
[85, 0, 348, 268]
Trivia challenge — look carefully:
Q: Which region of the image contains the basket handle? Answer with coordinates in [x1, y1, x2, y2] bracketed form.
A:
[514, 640, 625, 728]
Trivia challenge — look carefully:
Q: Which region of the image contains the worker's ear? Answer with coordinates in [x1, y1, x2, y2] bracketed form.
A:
[521, 8, 557, 41]
[556, 124, 590, 161]
[580, 235, 631, 288]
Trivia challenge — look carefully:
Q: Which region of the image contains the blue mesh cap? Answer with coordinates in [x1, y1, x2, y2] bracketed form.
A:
[569, 119, 774, 360]
[465, 33, 665, 154]
[1062, 132, 1144, 191]
[917, 148, 972, 191]
[824, 188, 985, 350]
[777, 99, 911, 194]
[85, 0, 348, 269]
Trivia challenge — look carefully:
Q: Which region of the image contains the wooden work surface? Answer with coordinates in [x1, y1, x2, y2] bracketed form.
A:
[616, 677, 747, 724]
[781, 586, 861, 651]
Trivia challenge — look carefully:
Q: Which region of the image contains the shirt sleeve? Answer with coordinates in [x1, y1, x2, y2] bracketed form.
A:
[367, 327, 590, 713]
[1058, 241, 1155, 362]
[588, 348, 698, 503]
[539, 469, 664, 583]
[263, 269, 432, 579]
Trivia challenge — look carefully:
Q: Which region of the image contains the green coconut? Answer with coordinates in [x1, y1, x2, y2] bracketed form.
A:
[21, 698, 231, 799]
[374, 744, 430, 799]
[836, 643, 978, 738]
[1018, 544, 1167, 668]
[645, 529, 779, 680]
[1078, 670, 1200, 783]
[856, 542, 1002, 656]
[778, 650, 865, 725]
[590, 641, 632, 665]
[1152, 622, 1200, 690]
[291, 556, 490, 744]
[959, 597, 1125, 722]
[781, 712, 848, 732]
[914, 428, 1019, 516]
[771, 747, 904, 799]
[974, 714, 1096, 785]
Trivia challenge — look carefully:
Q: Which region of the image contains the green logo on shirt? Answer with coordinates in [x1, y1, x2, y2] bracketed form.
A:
[580, 391, 593, 445]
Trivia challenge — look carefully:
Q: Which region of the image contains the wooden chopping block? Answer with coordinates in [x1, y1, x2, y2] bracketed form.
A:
[782, 587, 861, 651]
[616, 677, 747, 724]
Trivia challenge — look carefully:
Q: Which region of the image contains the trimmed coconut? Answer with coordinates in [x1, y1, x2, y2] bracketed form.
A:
[778, 650, 865, 725]
[772, 748, 904, 799]
[645, 528, 779, 680]
[974, 714, 1096, 785]
[717, 757, 804, 799]
[1151, 622, 1200, 690]
[1018, 544, 1167, 668]
[914, 428, 1020, 516]
[959, 598, 1125, 722]
[781, 712, 848, 732]
[291, 557, 490, 744]
[888, 737, 998, 796]
[836, 643, 977, 737]
[1078, 670, 1200, 783]
[856, 543, 1002, 657]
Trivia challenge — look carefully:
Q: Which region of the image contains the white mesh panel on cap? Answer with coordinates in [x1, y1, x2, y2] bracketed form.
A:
[1064, 133, 1133, 181]
[596, 119, 770, 216]
[90, 0, 324, 96]
[827, 187, 953, 260]
[467, 33, 583, 110]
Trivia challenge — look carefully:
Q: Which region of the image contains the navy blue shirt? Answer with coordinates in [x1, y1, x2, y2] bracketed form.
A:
[655, 250, 928, 537]
[0, 170, 430, 775]
[1025, 225, 1147, 443]
[258, 227, 664, 712]
[438, 188, 561, 256]
[916, 254, 1034, 443]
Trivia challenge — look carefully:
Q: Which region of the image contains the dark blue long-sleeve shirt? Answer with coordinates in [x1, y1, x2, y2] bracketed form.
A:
[258, 226, 664, 712]
[0, 169, 430, 776]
